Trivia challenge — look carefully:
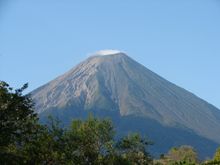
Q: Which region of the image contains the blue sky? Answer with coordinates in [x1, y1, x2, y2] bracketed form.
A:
[0, 0, 220, 108]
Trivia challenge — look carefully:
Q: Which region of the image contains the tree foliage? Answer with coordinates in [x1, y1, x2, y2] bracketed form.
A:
[213, 147, 220, 162]
[116, 133, 152, 164]
[155, 145, 198, 165]
[62, 115, 115, 164]
[0, 81, 39, 164]
[167, 145, 198, 164]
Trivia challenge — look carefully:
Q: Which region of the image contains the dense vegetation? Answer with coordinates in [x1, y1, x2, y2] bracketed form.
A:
[0, 81, 220, 165]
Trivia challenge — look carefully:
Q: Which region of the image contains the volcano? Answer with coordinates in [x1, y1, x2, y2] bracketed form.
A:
[31, 50, 220, 158]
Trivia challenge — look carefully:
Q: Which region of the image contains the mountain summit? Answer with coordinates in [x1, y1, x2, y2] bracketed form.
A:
[31, 51, 220, 158]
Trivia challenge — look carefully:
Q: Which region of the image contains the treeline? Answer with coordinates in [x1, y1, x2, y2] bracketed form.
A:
[0, 81, 220, 165]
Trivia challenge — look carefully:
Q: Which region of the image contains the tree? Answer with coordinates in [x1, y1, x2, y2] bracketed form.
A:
[213, 147, 220, 162]
[62, 116, 153, 165]
[20, 117, 66, 165]
[0, 81, 39, 164]
[116, 133, 152, 165]
[168, 145, 198, 164]
[62, 115, 115, 164]
[156, 145, 198, 165]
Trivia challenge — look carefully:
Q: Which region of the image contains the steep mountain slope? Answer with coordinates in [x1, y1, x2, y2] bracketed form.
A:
[31, 50, 220, 158]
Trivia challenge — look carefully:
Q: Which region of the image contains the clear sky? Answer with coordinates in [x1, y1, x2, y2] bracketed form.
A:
[0, 0, 220, 109]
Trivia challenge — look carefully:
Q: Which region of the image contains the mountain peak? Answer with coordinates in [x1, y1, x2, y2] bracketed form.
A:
[31, 51, 220, 158]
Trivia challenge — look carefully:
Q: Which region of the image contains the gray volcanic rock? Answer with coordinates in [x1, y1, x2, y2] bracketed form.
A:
[31, 50, 220, 158]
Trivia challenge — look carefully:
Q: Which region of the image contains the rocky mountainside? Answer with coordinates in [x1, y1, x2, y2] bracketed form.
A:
[31, 50, 220, 158]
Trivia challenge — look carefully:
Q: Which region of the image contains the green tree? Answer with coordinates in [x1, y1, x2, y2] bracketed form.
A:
[62, 116, 152, 165]
[167, 145, 198, 165]
[156, 145, 198, 165]
[213, 147, 220, 162]
[21, 117, 66, 164]
[116, 133, 152, 165]
[62, 115, 115, 164]
[0, 81, 39, 164]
